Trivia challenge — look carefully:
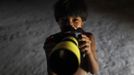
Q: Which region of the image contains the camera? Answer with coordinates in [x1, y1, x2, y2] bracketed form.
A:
[49, 28, 84, 75]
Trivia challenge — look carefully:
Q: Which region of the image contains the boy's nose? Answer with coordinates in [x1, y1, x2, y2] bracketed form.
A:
[68, 16, 83, 29]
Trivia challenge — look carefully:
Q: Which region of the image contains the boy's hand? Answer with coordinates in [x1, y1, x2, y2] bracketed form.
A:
[78, 34, 92, 56]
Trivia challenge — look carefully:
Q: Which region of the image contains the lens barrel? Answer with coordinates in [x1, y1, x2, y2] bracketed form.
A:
[49, 36, 81, 74]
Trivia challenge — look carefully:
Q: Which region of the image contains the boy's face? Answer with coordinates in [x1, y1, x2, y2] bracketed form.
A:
[58, 16, 85, 32]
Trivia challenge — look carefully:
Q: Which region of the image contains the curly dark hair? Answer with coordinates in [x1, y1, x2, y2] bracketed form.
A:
[54, 0, 88, 22]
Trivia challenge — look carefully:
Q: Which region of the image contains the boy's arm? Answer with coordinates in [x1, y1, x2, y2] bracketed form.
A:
[87, 34, 99, 74]
[78, 32, 99, 74]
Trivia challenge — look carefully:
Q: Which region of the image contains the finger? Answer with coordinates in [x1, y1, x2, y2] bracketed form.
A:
[79, 40, 91, 47]
[81, 34, 88, 38]
[79, 42, 89, 49]
[78, 35, 91, 41]
[79, 38, 90, 45]
[79, 41, 86, 46]
[79, 46, 89, 53]
[78, 37, 86, 42]
[80, 39, 91, 44]
[79, 46, 86, 52]
[78, 34, 87, 39]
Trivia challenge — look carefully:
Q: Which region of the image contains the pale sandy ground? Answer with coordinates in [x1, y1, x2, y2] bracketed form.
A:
[0, 0, 134, 75]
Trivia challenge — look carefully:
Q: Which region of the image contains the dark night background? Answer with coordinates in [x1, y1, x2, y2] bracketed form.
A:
[0, 0, 134, 75]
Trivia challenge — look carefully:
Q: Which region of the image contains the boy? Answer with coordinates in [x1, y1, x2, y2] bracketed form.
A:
[44, 0, 99, 75]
